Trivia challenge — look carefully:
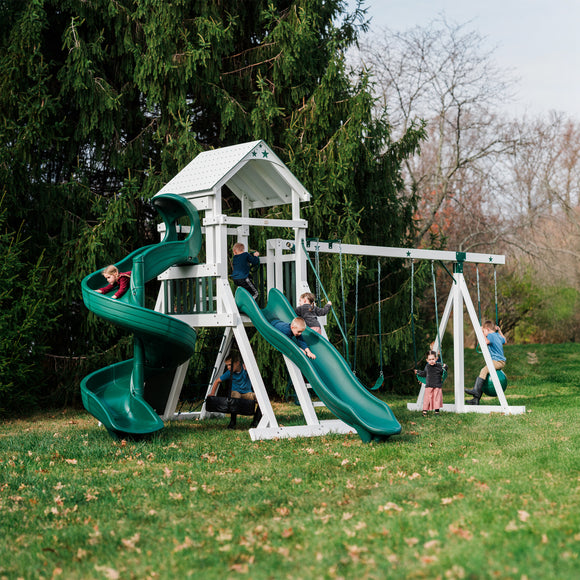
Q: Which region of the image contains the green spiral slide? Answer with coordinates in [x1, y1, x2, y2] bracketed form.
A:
[235, 287, 401, 443]
[80, 194, 202, 438]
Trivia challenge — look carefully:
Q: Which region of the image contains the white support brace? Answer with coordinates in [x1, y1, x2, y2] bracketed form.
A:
[283, 355, 320, 425]
[217, 279, 278, 430]
[161, 361, 190, 421]
[199, 326, 235, 420]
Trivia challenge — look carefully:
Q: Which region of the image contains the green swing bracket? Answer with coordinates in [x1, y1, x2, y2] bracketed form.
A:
[454, 252, 466, 274]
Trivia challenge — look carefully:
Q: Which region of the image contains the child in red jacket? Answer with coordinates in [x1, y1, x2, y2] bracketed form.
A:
[96, 265, 131, 299]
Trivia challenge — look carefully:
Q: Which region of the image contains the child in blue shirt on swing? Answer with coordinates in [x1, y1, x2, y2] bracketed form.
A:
[465, 320, 506, 405]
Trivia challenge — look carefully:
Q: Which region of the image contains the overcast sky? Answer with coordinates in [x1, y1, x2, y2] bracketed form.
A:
[347, 0, 580, 119]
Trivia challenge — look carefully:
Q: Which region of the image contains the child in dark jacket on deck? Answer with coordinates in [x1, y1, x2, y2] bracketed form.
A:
[231, 242, 260, 300]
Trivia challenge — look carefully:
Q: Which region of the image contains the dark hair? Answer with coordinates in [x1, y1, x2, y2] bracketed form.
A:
[426, 350, 438, 358]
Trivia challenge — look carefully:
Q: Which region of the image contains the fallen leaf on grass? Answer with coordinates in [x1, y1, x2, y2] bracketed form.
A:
[518, 510, 531, 522]
[378, 502, 403, 512]
[445, 564, 466, 578]
[94, 565, 120, 579]
[217, 531, 233, 542]
[404, 537, 419, 547]
[173, 536, 195, 552]
[448, 524, 473, 540]
[345, 544, 368, 562]
[121, 533, 141, 552]
[441, 494, 464, 505]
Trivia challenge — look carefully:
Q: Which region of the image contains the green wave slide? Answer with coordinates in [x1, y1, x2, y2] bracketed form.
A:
[235, 287, 402, 443]
[80, 193, 202, 438]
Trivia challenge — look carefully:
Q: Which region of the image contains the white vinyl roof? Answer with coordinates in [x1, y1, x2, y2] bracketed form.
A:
[155, 141, 311, 209]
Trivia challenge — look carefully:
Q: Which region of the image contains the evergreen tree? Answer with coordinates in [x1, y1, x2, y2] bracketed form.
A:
[0, 198, 58, 415]
[0, 0, 426, 409]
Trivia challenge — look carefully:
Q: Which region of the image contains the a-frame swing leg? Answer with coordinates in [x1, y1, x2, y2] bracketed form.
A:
[460, 276, 525, 414]
[409, 281, 455, 412]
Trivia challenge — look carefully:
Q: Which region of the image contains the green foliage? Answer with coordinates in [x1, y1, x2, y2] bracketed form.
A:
[0, 198, 58, 415]
[497, 268, 580, 343]
[0, 0, 426, 407]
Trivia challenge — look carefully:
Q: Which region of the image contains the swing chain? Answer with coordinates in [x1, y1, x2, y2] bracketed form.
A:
[410, 260, 418, 370]
[431, 260, 443, 366]
[494, 264, 499, 326]
[353, 260, 359, 374]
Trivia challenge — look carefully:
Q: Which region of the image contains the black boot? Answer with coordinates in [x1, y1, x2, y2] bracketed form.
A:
[250, 407, 262, 428]
[227, 414, 237, 429]
[465, 377, 485, 404]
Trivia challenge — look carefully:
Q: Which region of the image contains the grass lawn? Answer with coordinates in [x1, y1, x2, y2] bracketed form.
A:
[1, 343, 579, 579]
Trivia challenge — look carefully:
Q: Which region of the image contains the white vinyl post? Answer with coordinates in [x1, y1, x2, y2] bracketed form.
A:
[452, 266, 466, 413]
